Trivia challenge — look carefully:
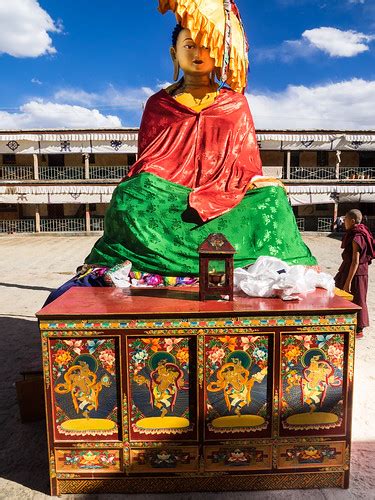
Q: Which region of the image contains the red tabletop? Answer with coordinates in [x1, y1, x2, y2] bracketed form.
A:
[36, 287, 360, 319]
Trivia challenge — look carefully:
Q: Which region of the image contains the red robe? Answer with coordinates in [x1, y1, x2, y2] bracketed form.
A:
[127, 88, 263, 221]
[335, 224, 375, 330]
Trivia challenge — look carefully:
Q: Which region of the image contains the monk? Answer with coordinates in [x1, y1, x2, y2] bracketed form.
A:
[335, 209, 375, 338]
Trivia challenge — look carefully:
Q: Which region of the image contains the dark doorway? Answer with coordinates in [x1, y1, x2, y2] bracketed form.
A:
[47, 154, 65, 166]
[47, 204, 64, 218]
[359, 152, 375, 168]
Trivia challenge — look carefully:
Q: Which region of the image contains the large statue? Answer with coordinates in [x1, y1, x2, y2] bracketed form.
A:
[46, 0, 316, 302]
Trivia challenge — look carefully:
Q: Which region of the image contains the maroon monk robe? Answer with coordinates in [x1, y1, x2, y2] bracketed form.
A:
[127, 88, 263, 221]
[335, 224, 375, 331]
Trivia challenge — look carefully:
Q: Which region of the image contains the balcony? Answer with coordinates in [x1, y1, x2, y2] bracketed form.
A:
[89, 165, 129, 180]
[0, 166, 34, 180]
[0, 165, 131, 181]
[338, 167, 375, 180]
[290, 166, 336, 180]
[39, 166, 85, 180]
[0, 219, 35, 233]
[288, 165, 375, 181]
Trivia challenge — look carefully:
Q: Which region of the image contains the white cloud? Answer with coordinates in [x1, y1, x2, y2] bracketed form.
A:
[31, 78, 43, 85]
[0, 84, 162, 129]
[54, 85, 154, 111]
[303, 27, 374, 57]
[256, 26, 374, 61]
[0, 101, 122, 129]
[348, 0, 365, 4]
[248, 78, 375, 129]
[156, 81, 173, 90]
[0, 0, 61, 58]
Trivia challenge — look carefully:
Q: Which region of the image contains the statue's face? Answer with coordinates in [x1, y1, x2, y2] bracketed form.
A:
[172, 28, 215, 77]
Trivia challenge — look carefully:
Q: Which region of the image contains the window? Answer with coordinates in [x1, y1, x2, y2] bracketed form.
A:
[317, 151, 329, 167]
[359, 152, 375, 168]
[3, 154, 16, 165]
[127, 154, 137, 166]
[48, 154, 65, 166]
[290, 151, 300, 168]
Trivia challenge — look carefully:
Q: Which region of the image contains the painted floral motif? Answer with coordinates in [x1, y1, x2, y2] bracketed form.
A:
[284, 345, 302, 363]
[283, 445, 339, 465]
[240, 336, 260, 351]
[211, 447, 267, 467]
[98, 349, 116, 375]
[176, 347, 189, 364]
[63, 339, 83, 355]
[207, 346, 226, 365]
[60, 450, 119, 470]
[135, 449, 191, 469]
[54, 349, 72, 367]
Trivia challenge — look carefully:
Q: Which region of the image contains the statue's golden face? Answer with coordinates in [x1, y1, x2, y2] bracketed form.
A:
[172, 28, 215, 77]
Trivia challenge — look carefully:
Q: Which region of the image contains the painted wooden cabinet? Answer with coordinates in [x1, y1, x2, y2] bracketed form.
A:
[37, 287, 359, 496]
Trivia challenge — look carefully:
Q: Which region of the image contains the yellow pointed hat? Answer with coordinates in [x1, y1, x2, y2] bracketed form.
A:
[158, 0, 249, 93]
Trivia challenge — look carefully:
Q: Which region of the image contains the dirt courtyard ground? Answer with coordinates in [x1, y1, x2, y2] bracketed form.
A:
[0, 234, 374, 499]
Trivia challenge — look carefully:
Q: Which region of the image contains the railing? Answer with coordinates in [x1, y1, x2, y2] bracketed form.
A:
[317, 217, 333, 232]
[0, 219, 35, 233]
[39, 166, 85, 180]
[0, 165, 34, 180]
[90, 217, 104, 231]
[40, 218, 86, 232]
[295, 218, 305, 232]
[89, 165, 130, 180]
[339, 167, 375, 180]
[0, 165, 131, 180]
[290, 166, 336, 180]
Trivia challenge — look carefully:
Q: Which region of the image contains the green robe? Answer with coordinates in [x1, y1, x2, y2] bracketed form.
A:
[85, 172, 317, 275]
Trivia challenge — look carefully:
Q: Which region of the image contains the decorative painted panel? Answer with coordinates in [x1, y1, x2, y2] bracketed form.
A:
[280, 333, 346, 435]
[204, 335, 272, 438]
[205, 445, 272, 471]
[50, 338, 120, 441]
[277, 441, 346, 469]
[130, 447, 199, 473]
[39, 313, 357, 331]
[55, 449, 122, 473]
[127, 336, 196, 440]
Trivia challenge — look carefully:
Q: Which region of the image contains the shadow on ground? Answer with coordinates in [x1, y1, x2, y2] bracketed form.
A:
[0, 317, 50, 495]
[0, 282, 54, 292]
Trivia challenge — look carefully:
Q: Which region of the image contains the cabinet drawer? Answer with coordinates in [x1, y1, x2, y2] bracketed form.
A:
[277, 441, 347, 469]
[204, 445, 272, 472]
[130, 446, 199, 473]
[55, 448, 122, 473]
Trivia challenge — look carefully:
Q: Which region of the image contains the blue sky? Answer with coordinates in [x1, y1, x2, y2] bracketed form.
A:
[0, 0, 374, 129]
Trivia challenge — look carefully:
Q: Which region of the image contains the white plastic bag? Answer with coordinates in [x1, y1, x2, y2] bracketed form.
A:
[234, 256, 334, 301]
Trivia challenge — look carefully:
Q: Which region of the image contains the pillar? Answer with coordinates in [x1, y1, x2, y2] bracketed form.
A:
[33, 154, 39, 180]
[35, 205, 40, 233]
[85, 203, 91, 233]
[286, 151, 291, 180]
[333, 202, 339, 232]
[84, 154, 90, 180]
[335, 150, 341, 180]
